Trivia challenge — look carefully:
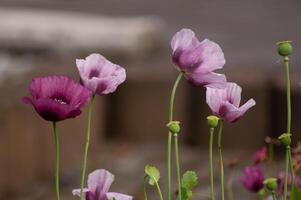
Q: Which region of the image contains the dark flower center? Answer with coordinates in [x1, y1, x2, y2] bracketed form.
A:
[50, 95, 69, 105]
[88, 69, 100, 79]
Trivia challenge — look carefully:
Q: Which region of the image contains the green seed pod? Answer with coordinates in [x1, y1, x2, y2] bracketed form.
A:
[207, 115, 219, 128]
[278, 133, 292, 146]
[167, 121, 180, 134]
[277, 41, 293, 57]
[264, 178, 278, 191]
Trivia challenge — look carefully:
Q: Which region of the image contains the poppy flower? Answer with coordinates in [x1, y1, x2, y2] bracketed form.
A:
[240, 166, 264, 193]
[171, 28, 226, 86]
[73, 169, 133, 200]
[205, 82, 256, 123]
[76, 53, 126, 95]
[23, 75, 92, 122]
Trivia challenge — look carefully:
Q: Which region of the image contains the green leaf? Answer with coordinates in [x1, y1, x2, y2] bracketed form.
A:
[291, 184, 301, 200]
[181, 171, 198, 190]
[145, 165, 160, 186]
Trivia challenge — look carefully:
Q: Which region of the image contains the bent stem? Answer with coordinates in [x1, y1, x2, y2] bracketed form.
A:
[80, 96, 95, 200]
[218, 121, 225, 200]
[209, 127, 215, 200]
[283, 56, 291, 200]
[53, 122, 61, 200]
[174, 133, 182, 200]
[167, 72, 183, 200]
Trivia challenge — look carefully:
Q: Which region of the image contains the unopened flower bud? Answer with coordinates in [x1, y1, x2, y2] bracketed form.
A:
[257, 189, 266, 199]
[264, 178, 278, 191]
[278, 133, 291, 146]
[167, 121, 180, 134]
[277, 41, 293, 57]
[207, 115, 219, 128]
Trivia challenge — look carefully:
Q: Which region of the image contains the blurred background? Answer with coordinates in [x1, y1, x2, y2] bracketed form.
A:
[1, 0, 301, 199]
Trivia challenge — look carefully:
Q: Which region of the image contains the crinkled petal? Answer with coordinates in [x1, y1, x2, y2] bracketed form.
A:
[195, 39, 226, 73]
[206, 86, 227, 114]
[105, 192, 133, 200]
[88, 169, 115, 199]
[187, 71, 226, 87]
[171, 28, 198, 53]
[72, 188, 92, 200]
[239, 99, 256, 114]
[77, 54, 126, 95]
[219, 99, 255, 123]
[226, 83, 241, 107]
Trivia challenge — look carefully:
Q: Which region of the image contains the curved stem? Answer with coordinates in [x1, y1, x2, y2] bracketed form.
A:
[53, 122, 61, 200]
[80, 96, 95, 200]
[167, 73, 183, 200]
[209, 127, 215, 200]
[288, 148, 295, 183]
[218, 121, 225, 200]
[143, 176, 148, 200]
[174, 133, 182, 200]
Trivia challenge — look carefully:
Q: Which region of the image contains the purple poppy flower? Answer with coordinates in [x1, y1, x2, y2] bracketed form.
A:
[76, 53, 126, 95]
[23, 75, 92, 122]
[72, 169, 133, 200]
[205, 82, 256, 123]
[171, 28, 226, 86]
[253, 147, 268, 165]
[240, 166, 264, 193]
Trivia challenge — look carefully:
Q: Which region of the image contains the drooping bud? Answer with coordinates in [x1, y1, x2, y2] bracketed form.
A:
[277, 41, 293, 57]
[167, 121, 180, 134]
[278, 133, 292, 146]
[207, 115, 219, 128]
[264, 178, 278, 191]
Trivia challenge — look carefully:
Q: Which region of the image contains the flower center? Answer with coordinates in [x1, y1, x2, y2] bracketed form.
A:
[53, 98, 67, 105]
[88, 69, 100, 79]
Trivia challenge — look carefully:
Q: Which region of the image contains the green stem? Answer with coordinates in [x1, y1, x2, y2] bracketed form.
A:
[288, 148, 295, 183]
[268, 143, 274, 163]
[53, 122, 60, 200]
[209, 127, 215, 200]
[143, 176, 148, 200]
[167, 73, 183, 200]
[284, 57, 291, 134]
[272, 191, 278, 200]
[154, 178, 164, 200]
[80, 96, 95, 200]
[218, 121, 225, 200]
[284, 146, 290, 200]
[174, 133, 182, 200]
[283, 56, 291, 200]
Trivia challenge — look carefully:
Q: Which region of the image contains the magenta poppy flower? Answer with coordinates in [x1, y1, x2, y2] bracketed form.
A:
[73, 169, 133, 200]
[240, 166, 264, 193]
[253, 147, 268, 165]
[205, 82, 256, 123]
[171, 28, 226, 86]
[76, 53, 126, 95]
[23, 75, 92, 122]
